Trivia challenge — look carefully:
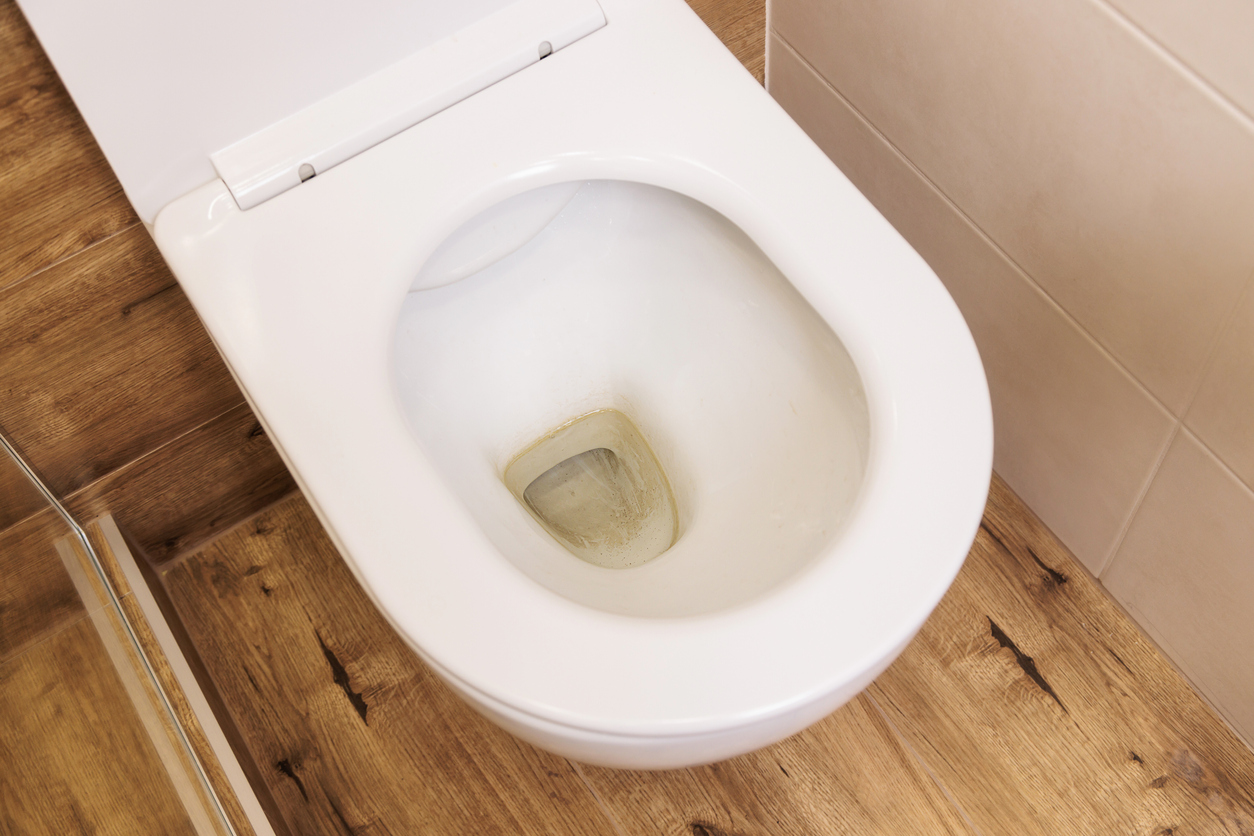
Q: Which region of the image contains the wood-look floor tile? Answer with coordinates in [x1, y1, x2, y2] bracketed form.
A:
[68, 402, 296, 565]
[0, 507, 83, 663]
[0, 0, 135, 289]
[0, 618, 198, 835]
[0, 225, 243, 497]
[869, 475, 1254, 836]
[162, 495, 618, 836]
[580, 694, 976, 835]
[686, 0, 765, 84]
[0, 438, 48, 531]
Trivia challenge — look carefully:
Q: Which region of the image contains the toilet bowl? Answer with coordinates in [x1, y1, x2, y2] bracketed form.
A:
[394, 178, 873, 618]
[24, 0, 992, 768]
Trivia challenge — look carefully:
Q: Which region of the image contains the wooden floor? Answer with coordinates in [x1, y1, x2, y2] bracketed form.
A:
[0, 508, 202, 836]
[0, 618, 199, 835]
[5, 0, 1254, 833]
[159, 475, 1254, 836]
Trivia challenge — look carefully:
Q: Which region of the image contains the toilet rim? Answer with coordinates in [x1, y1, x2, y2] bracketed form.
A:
[154, 0, 993, 738]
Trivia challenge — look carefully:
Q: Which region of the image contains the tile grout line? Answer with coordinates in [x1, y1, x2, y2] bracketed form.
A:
[568, 760, 633, 836]
[62, 398, 251, 516]
[1099, 267, 1254, 577]
[1096, 422, 1179, 578]
[1087, 0, 1254, 135]
[1113, 593, 1254, 754]
[864, 690, 989, 836]
[0, 501, 53, 539]
[155, 487, 302, 574]
[769, 33, 1182, 430]
[0, 609, 94, 669]
[1173, 270, 1254, 500]
[770, 32, 1254, 578]
[0, 220, 142, 297]
[1175, 267, 1254, 427]
[1177, 425, 1254, 509]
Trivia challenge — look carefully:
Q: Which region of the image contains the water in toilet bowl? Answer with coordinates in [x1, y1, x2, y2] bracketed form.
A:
[505, 408, 679, 570]
[391, 180, 870, 618]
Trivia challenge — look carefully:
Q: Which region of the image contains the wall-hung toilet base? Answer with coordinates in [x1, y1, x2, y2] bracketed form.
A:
[136, 0, 989, 769]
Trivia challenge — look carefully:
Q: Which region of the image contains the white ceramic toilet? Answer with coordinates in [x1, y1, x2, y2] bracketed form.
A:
[22, 0, 992, 768]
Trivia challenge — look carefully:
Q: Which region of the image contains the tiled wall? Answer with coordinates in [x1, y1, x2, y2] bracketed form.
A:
[766, 0, 1254, 744]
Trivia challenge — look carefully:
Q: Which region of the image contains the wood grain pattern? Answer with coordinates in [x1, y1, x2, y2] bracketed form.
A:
[0, 0, 136, 289]
[0, 436, 48, 530]
[0, 225, 243, 497]
[0, 6, 301, 828]
[580, 694, 977, 835]
[83, 518, 256, 836]
[1, 407, 291, 743]
[110, 571, 264, 836]
[8, 0, 1254, 833]
[868, 475, 1254, 835]
[162, 497, 619, 836]
[0, 618, 198, 836]
[686, 0, 766, 84]
[2, 0, 289, 568]
[0, 507, 83, 662]
[126, 523, 296, 836]
[56, 531, 233, 836]
[67, 403, 297, 565]
[163, 477, 1254, 836]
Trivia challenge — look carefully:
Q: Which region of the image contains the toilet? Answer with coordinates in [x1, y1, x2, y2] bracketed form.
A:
[22, 0, 993, 768]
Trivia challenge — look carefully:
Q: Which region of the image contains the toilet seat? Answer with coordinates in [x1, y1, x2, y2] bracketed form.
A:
[137, 0, 993, 767]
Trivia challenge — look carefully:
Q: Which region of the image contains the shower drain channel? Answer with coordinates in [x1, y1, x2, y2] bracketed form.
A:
[504, 409, 678, 569]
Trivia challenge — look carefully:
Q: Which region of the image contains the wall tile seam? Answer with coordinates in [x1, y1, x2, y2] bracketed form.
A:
[1176, 269, 1254, 426]
[1178, 267, 1254, 475]
[774, 26, 1254, 428]
[1111, 594, 1254, 753]
[1097, 276, 1254, 578]
[775, 32, 1254, 746]
[769, 31, 1178, 430]
[769, 32, 1187, 578]
[1097, 423, 1179, 578]
[1178, 424, 1254, 509]
[1086, 0, 1254, 135]
[0, 220, 143, 298]
[1104, 424, 1254, 585]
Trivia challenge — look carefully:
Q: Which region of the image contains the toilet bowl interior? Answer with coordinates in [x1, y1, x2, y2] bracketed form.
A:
[391, 180, 870, 618]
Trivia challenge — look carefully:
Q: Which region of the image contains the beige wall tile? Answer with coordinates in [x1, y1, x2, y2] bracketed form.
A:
[768, 37, 1175, 573]
[1104, 430, 1254, 744]
[1186, 276, 1254, 492]
[772, 0, 1254, 414]
[1104, 0, 1254, 121]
